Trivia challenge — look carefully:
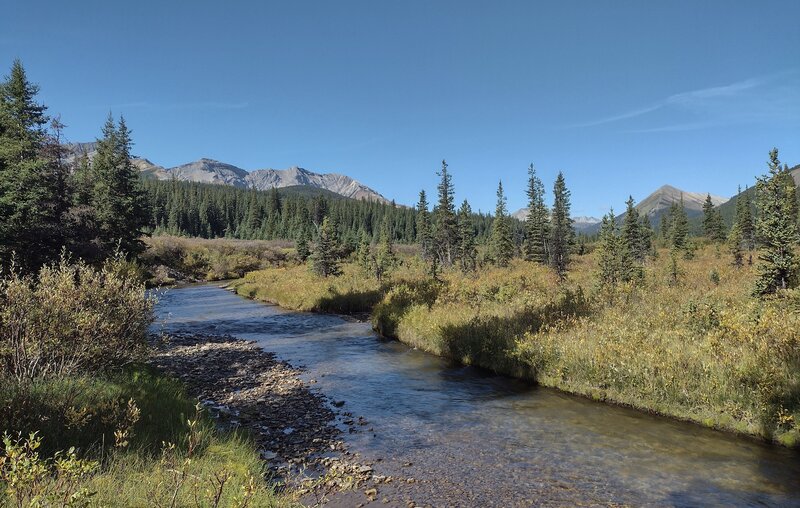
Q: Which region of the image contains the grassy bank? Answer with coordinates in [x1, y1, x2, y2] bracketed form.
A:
[142, 236, 295, 284]
[1, 259, 293, 506]
[234, 246, 800, 446]
[0, 367, 291, 507]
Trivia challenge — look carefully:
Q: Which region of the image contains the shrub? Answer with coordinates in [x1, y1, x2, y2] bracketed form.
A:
[0, 258, 154, 381]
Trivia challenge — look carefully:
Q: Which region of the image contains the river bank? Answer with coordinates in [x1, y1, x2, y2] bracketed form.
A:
[156, 283, 800, 506]
[150, 331, 414, 505]
[229, 247, 800, 448]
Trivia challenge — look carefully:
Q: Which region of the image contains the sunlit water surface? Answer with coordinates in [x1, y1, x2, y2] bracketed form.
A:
[154, 285, 800, 507]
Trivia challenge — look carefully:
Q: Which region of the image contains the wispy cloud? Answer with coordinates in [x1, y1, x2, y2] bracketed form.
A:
[570, 70, 799, 131]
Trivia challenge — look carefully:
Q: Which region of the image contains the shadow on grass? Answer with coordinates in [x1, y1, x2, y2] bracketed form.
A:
[0, 365, 199, 458]
[316, 287, 384, 314]
[437, 288, 593, 379]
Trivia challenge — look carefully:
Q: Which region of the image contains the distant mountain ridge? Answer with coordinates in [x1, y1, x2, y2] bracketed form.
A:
[67, 142, 391, 204]
[514, 184, 729, 236]
[511, 208, 601, 233]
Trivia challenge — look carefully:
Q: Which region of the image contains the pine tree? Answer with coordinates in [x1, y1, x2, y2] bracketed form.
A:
[416, 189, 434, 262]
[735, 186, 755, 252]
[668, 199, 689, 251]
[489, 180, 514, 266]
[373, 218, 397, 283]
[702, 194, 725, 242]
[88, 114, 150, 258]
[433, 159, 458, 267]
[622, 196, 645, 261]
[596, 210, 634, 293]
[523, 164, 550, 264]
[753, 148, 799, 295]
[356, 230, 372, 273]
[296, 211, 312, 262]
[457, 199, 477, 272]
[640, 214, 654, 258]
[549, 171, 574, 280]
[0, 60, 67, 270]
[310, 216, 342, 277]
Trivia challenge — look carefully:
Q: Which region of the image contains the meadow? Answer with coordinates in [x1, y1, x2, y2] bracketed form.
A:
[233, 245, 800, 446]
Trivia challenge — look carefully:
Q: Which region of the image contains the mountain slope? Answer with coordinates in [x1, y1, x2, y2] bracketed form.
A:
[582, 185, 728, 235]
[66, 143, 390, 203]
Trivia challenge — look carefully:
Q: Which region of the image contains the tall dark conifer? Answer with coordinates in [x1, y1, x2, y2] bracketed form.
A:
[457, 199, 477, 272]
[0, 60, 67, 270]
[622, 196, 646, 262]
[489, 180, 514, 266]
[753, 148, 798, 295]
[549, 171, 573, 280]
[416, 189, 433, 262]
[433, 159, 458, 267]
[523, 164, 549, 264]
[89, 114, 150, 258]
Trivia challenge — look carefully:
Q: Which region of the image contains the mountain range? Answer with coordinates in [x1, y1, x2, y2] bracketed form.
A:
[70, 143, 798, 234]
[67, 142, 391, 204]
[513, 184, 728, 234]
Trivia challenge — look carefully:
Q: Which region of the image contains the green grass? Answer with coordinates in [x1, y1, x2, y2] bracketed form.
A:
[0, 367, 294, 507]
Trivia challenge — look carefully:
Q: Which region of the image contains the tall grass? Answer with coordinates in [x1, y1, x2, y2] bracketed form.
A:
[142, 236, 294, 284]
[240, 245, 800, 445]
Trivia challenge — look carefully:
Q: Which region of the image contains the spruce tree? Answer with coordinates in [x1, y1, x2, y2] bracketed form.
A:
[0, 60, 67, 270]
[89, 114, 150, 258]
[549, 171, 574, 280]
[373, 218, 397, 283]
[735, 186, 755, 252]
[753, 148, 798, 295]
[489, 180, 514, 266]
[640, 214, 654, 258]
[622, 196, 645, 261]
[728, 223, 744, 268]
[310, 216, 342, 277]
[457, 199, 477, 273]
[433, 159, 458, 267]
[702, 194, 725, 242]
[523, 164, 549, 264]
[596, 209, 634, 293]
[416, 189, 433, 261]
[356, 230, 372, 273]
[296, 213, 312, 262]
[668, 199, 689, 251]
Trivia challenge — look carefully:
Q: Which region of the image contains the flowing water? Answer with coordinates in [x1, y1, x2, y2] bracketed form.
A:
[155, 284, 800, 507]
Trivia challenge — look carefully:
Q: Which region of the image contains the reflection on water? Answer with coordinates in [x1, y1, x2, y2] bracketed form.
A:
[155, 285, 800, 506]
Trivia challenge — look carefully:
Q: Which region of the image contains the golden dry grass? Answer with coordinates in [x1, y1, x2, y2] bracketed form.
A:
[235, 245, 800, 445]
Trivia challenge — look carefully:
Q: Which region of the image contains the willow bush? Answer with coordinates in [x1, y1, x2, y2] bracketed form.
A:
[0, 258, 154, 381]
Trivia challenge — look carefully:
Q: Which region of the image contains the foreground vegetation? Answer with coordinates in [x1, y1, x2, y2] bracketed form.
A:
[234, 244, 800, 446]
[0, 260, 291, 506]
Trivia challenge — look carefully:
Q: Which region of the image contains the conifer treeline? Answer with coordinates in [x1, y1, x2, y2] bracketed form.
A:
[142, 178, 496, 246]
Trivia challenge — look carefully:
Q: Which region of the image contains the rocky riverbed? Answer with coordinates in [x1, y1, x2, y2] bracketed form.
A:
[149, 332, 410, 506]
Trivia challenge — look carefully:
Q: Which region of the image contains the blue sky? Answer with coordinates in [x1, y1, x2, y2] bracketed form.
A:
[3, 1, 799, 216]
